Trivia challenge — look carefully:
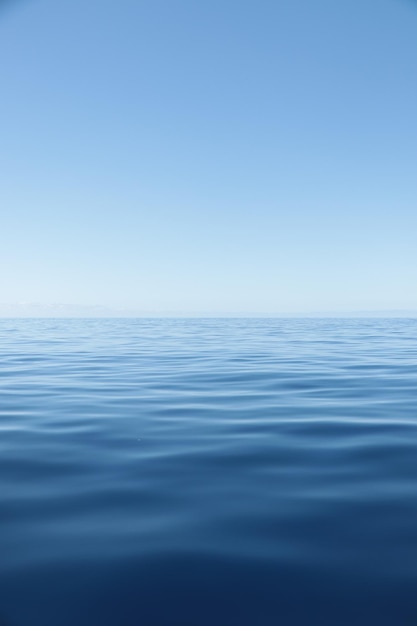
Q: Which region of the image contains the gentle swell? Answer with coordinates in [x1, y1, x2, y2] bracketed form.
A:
[0, 318, 417, 625]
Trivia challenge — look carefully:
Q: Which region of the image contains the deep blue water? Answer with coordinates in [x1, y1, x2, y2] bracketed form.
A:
[1, 318, 417, 626]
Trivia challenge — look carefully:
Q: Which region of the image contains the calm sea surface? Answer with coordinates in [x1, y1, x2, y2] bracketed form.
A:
[1, 318, 417, 625]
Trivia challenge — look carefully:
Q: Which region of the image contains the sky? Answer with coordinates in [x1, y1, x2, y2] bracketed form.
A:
[1, 0, 416, 315]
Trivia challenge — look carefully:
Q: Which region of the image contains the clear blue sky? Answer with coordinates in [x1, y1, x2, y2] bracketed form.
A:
[1, 0, 416, 314]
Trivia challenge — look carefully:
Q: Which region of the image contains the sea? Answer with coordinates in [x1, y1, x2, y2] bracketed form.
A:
[1, 317, 416, 626]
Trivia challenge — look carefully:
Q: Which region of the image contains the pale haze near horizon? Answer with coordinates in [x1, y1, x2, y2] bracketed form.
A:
[1, 0, 416, 316]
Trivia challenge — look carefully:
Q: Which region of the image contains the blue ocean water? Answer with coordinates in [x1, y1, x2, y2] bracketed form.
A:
[1, 318, 417, 626]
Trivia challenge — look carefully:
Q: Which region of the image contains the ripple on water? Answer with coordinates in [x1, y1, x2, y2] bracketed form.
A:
[0, 318, 417, 625]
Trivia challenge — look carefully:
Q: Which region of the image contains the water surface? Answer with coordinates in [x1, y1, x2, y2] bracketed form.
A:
[1, 318, 417, 625]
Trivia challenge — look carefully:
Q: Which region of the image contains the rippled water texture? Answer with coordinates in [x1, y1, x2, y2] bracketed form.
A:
[1, 318, 417, 625]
